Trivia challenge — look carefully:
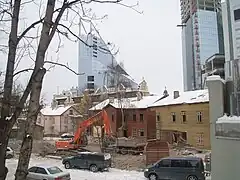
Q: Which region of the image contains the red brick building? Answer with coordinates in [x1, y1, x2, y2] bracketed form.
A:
[89, 95, 163, 140]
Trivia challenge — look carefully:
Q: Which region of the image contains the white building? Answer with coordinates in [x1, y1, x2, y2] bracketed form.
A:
[222, 0, 240, 79]
[78, 33, 138, 92]
[221, 0, 240, 116]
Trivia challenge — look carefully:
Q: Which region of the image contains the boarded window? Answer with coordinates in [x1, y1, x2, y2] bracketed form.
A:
[140, 114, 144, 122]
[132, 128, 137, 137]
[112, 114, 114, 122]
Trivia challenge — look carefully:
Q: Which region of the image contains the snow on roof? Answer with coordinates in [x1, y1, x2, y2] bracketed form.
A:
[41, 105, 72, 116]
[149, 89, 209, 107]
[217, 114, 240, 123]
[89, 95, 162, 110]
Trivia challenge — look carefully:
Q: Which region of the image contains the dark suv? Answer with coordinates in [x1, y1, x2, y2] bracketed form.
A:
[62, 152, 111, 172]
[144, 157, 205, 180]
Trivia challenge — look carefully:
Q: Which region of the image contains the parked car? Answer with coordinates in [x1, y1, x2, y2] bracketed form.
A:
[62, 152, 111, 172]
[144, 156, 205, 180]
[27, 165, 70, 180]
[5, 147, 14, 159]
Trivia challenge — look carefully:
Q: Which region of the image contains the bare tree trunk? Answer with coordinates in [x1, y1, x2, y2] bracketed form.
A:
[0, 124, 10, 180]
[15, 0, 59, 178]
[0, 0, 22, 178]
[15, 69, 46, 180]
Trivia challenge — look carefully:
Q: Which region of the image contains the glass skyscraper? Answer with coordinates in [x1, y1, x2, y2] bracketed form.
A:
[180, 0, 224, 91]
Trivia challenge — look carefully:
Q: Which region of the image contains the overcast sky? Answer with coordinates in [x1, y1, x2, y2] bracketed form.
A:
[0, 0, 183, 103]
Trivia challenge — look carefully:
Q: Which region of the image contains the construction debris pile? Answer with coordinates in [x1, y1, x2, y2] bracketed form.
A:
[8, 139, 56, 156]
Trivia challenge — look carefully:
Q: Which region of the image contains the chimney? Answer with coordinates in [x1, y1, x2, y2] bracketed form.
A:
[173, 91, 180, 99]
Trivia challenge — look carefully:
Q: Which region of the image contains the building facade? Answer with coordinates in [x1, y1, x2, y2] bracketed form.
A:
[39, 105, 82, 136]
[89, 95, 162, 139]
[180, 0, 224, 91]
[221, 0, 240, 116]
[222, 0, 240, 79]
[149, 89, 210, 149]
[78, 33, 138, 92]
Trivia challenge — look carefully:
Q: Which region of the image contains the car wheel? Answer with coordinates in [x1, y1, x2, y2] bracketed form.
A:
[64, 162, 71, 169]
[89, 164, 98, 172]
[187, 175, 198, 180]
[148, 173, 158, 180]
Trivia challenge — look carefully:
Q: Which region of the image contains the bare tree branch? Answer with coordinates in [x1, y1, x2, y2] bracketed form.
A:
[44, 60, 85, 75]
[17, 18, 43, 44]
[13, 68, 34, 77]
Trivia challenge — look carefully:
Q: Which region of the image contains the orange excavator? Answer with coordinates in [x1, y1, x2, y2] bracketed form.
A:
[55, 110, 111, 151]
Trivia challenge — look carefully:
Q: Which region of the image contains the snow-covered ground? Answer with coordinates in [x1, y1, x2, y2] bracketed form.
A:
[6, 156, 145, 180]
[6, 156, 211, 180]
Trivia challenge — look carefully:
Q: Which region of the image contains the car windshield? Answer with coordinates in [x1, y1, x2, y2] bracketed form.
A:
[47, 167, 63, 174]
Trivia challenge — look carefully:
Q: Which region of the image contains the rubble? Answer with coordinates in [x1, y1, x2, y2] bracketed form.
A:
[8, 139, 56, 156]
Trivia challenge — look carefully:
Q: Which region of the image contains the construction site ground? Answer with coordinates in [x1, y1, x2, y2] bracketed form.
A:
[8, 138, 210, 171]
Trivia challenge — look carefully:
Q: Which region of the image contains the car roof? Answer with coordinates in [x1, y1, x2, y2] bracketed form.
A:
[78, 152, 104, 156]
[161, 156, 202, 161]
[31, 165, 57, 169]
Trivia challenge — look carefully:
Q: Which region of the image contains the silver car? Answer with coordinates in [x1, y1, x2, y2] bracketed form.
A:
[27, 165, 71, 180]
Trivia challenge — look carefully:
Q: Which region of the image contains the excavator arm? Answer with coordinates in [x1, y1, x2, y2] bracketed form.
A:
[72, 110, 111, 145]
[55, 110, 111, 151]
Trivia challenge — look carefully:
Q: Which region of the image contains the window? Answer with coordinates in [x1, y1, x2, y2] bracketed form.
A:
[139, 129, 144, 137]
[158, 159, 171, 167]
[196, 133, 204, 146]
[234, 9, 240, 21]
[133, 114, 136, 121]
[197, 112, 202, 123]
[69, 110, 73, 115]
[87, 83, 94, 89]
[87, 76, 94, 82]
[171, 112, 176, 122]
[51, 117, 55, 124]
[37, 117, 41, 124]
[157, 114, 160, 122]
[112, 114, 114, 122]
[181, 111, 186, 123]
[171, 160, 184, 167]
[64, 126, 68, 132]
[140, 114, 144, 122]
[64, 117, 68, 124]
[28, 167, 37, 173]
[47, 167, 63, 174]
[36, 167, 48, 174]
[132, 128, 137, 137]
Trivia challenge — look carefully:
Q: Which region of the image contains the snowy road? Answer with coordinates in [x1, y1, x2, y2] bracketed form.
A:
[6, 156, 211, 180]
[6, 157, 145, 180]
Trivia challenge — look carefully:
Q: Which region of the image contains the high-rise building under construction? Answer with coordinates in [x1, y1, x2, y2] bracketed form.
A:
[180, 0, 224, 91]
